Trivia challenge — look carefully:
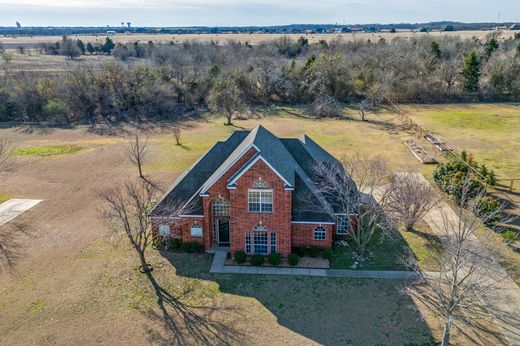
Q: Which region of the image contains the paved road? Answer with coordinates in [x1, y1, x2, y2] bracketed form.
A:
[403, 173, 520, 346]
[0, 199, 42, 227]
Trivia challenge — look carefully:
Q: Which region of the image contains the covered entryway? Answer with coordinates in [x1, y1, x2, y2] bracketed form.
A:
[213, 219, 230, 245]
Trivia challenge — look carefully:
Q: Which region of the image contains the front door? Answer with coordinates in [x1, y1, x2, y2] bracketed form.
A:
[218, 220, 230, 245]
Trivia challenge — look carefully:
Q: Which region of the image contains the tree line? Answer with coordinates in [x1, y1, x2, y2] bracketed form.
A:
[1, 34, 520, 124]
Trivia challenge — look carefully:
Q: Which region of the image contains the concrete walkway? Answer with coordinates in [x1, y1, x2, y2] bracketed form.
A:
[405, 173, 520, 345]
[209, 249, 418, 279]
[0, 199, 42, 227]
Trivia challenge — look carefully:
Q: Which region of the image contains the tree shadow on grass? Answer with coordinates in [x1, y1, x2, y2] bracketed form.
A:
[142, 270, 243, 345]
[0, 221, 35, 273]
[159, 251, 435, 345]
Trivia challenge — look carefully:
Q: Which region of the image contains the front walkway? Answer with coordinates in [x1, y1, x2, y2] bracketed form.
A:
[209, 250, 418, 279]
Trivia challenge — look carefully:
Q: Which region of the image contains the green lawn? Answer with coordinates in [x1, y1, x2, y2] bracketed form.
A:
[14, 144, 84, 157]
[404, 103, 520, 179]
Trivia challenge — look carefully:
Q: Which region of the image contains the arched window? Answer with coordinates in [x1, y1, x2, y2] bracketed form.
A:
[191, 222, 203, 237]
[159, 224, 170, 236]
[211, 199, 230, 216]
[314, 226, 326, 240]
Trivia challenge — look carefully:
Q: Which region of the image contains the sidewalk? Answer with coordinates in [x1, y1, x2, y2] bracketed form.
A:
[209, 250, 418, 279]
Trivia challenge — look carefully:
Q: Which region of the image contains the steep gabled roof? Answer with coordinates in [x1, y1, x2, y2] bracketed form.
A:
[150, 130, 249, 216]
[152, 125, 347, 223]
[199, 125, 300, 194]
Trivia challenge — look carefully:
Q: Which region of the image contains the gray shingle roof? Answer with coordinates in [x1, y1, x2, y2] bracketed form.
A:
[152, 125, 344, 222]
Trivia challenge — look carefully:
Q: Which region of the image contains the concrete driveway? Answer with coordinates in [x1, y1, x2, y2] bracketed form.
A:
[0, 199, 42, 227]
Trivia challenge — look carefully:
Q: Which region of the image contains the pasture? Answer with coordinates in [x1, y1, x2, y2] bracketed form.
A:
[0, 29, 516, 50]
[0, 105, 515, 345]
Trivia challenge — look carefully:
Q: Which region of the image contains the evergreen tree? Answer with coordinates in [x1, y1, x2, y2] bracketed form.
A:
[86, 42, 95, 55]
[461, 51, 480, 92]
[76, 39, 86, 55]
[431, 41, 441, 60]
[484, 38, 498, 60]
[102, 37, 115, 55]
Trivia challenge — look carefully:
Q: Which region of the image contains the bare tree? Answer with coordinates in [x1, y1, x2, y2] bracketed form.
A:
[405, 178, 508, 346]
[313, 155, 394, 255]
[387, 173, 440, 231]
[98, 179, 187, 272]
[126, 134, 148, 182]
[0, 137, 13, 172]
[173, 127, 182, 146]
[354, 98, 372, 121]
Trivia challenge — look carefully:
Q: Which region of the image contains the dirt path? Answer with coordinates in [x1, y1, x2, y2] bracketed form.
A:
[409, 173, 520, 345]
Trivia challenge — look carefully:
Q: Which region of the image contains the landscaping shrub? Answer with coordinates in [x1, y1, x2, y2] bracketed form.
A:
[322, 248, 333, 260]
[180, 242, 191, 252]
[501, 230, 518, 245]
[234, 251, 247, 264]
[153, 238, 168, 250]
[294, 247, 307, 257]
[477, 196, 501, 225]
[250, 254, 264, 266]
[288, 253, 299, 266]
[268, 252, 282, 265]
[190, 242, 203, 253]
[169, 238, 180, 249]
[309, 246, 320, 258]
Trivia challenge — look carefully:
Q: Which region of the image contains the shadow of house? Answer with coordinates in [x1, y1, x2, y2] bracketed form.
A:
[157, 251, 434, 345]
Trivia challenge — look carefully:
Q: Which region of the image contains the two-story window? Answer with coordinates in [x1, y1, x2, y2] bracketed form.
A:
[248, 189, 273, 213]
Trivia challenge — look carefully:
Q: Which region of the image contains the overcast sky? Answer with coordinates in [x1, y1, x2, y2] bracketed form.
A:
[0, 0, 518, 27]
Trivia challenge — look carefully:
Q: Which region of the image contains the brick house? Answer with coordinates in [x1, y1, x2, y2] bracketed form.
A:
[150, 125, 353, 257]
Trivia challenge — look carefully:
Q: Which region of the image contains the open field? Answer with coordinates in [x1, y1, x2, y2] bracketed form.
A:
[1, 29, 516, 50]
[405, 103, 520, 181]
[0, 106, 515, 345]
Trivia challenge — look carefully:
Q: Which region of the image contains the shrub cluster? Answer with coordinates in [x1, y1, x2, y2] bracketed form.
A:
[234, 251, 247, 264]
[250, 254, 264, 266]
[268, 252, 282, 266]
[433, 151, 501, 226]
[288, 253, 300, 266]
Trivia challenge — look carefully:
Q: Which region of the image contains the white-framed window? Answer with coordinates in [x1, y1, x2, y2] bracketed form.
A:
[314, 226, 326, 240]
[336, 215, 349, 235]
[248, 189, 273, 213]
[212, 199, 230, 216]
[254, 231, 268, 254]
[159, 224, 170, 236]
[245, 233, 252, 254]
[190, 222, 203, 237]
[270, 232, 276, 253]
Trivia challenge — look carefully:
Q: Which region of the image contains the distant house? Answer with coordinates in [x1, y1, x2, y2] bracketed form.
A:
[151, 125, 354, 257]
[510, 24, 520, 30]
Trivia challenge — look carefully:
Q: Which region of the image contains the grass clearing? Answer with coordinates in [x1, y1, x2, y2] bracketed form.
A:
[0, 104, 514, 345]
[15, 144, 84, 157]
[404, 103, 520, 179]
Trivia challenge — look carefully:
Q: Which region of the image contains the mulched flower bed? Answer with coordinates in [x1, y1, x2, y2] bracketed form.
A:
[225, 256, 329, 269]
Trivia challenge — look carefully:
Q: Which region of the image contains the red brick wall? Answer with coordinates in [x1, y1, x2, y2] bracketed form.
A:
[229, 158, 292, 256]
[151, 217, 205, 245]
[291, 223, 334, 248]
[202, 147, 258, 250]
